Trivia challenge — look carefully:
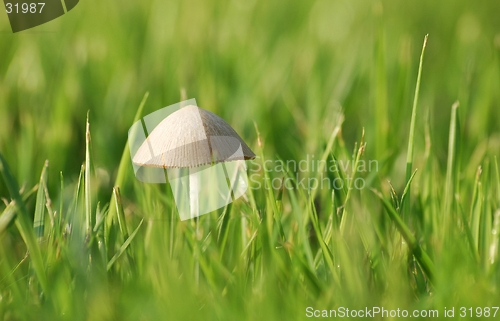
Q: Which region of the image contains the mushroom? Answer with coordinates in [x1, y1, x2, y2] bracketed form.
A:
[132, 105, 256, 220]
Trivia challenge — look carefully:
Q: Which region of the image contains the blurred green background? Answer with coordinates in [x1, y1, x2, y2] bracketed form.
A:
[1, 0, 499, 190]
[1, 0, 500, 320]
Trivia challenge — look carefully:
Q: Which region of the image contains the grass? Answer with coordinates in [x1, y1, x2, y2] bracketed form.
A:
[402, 34, 427, 221]
[1, 0, 500, 320]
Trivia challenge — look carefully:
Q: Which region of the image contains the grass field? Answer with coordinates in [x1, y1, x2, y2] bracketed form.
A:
[1, 0, 500, 320]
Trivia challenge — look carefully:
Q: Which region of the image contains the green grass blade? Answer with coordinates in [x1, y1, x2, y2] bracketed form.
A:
[443, 101, 460, 233]
[490, 210, 500, 266]
[372, 188, 435, 281]
[403, 34, 428, 218]
[111, 186, 137, 271]
[113, 92, 149, 190]
[457, 197, 480, 262]
[113, 186, 129, 240]
[217, 203, 233, 257]
[310, 115, 344, 203]
[1, 179, 47, 236]
[330, 154, 348, 205]
[94, 202, 109, 234]
[107, 219, 144, 271]
[0, 153, 48, 295]
[34, 160, 49, 242]
[107, 92, 149, 232]
[283, 169, 315, 270]
[471, 167, 483, 250]
[0, 246, 25, 310]
[253, 121, 283, 246]
[0, 202, 16, 235]
[85, 112, 93, 236]
[308, 197, 336, 277]
[339, 130, 365, 234]
[400, 169, 418, 212]
[55, 171, 64, 240]
[495, 156, 499, 208]
[72, 165, 85, 227]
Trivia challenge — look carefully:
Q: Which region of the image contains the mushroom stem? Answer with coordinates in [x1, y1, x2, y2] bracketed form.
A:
[189, 169, 200, 218]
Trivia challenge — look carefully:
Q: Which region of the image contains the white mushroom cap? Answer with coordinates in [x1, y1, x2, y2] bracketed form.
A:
[132, 105, 256, 168]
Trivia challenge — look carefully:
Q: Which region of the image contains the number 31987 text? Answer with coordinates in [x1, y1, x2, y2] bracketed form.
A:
[5, 3, 45, 14]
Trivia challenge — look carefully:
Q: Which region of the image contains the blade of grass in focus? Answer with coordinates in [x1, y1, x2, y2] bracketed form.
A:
[471, 167, 483, 251]
[107, 92, 149, 229]
[402, 34, 428, 219]
[110, 186, 136, 272]
[85, 112, 93, 237]
[34, 160, 49, 243]
[30, 161, 50, 296]
[443, 101, 460, 236]
[495, 156, 500, 208]
[113, 92, 149, 190]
